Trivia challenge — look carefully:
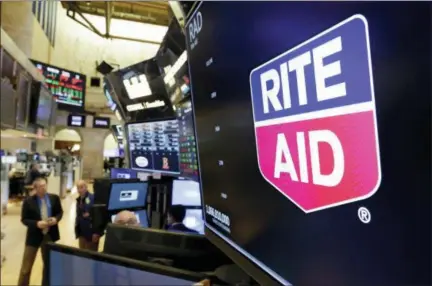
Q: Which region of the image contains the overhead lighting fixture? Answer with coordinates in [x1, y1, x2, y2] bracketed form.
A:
[71, 144, 81, 152]
[163, 65, 172, 74]
[115, 109, 123, 121]
[164, 51, 187, 85]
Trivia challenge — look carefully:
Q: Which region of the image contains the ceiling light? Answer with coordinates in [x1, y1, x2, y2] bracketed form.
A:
[164, 51, 187, 84]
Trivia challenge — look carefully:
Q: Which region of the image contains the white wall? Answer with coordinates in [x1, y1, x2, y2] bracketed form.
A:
[104, 134, 118, 151]
[0, 137, 32, 153]
[104, 133, 120, 157]
[1, 1, 34, 58]
[36, 139, 54, 153]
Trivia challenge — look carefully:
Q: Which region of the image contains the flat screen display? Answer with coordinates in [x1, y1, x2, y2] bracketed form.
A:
[36, 85, 53, 128]
[93, 117, 110, 129]
[31, 60, 86, 110]
[171, 180, 201, 207]
[67, 114, 86, 127]
[110, 168, 137, 179]
[111, 209, 148, 228]
[16, 73, 31, 127]
[119, 58, 165, 100]
[16, 153, 28, 162]
[186, 2, 431, 286]
[184, 209, 204, 235]
[108, 182, 147, 211]
[103, 79, 116, 109]
[49, 250, 198, 285]
[111, 125, 124, 141]
[126, 120, 180, 174]
[176, 101, 199, 181]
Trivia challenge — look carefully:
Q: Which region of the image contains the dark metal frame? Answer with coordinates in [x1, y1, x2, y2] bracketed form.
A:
[45, 242, 206, 285]
[184, 2, 285, 285]
[64, 3, 162, 45]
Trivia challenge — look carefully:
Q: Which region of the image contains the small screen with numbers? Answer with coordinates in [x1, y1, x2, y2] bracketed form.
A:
[176, 101, 199, 181]
[126, 120, 180, 174]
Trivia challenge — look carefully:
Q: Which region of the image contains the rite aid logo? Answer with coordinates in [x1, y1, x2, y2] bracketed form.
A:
[249, 15, 382, 213]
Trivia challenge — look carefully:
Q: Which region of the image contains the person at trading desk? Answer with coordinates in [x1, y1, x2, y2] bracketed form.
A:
[113, 210, 139, 226]
[75, 180, 101, 251]
[25, 163, 43, 184]
[18, 177, 63, 286]
[166, 205, 198, 234]
[24, 163, 43, 196]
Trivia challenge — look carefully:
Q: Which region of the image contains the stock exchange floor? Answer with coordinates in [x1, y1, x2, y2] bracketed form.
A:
[0, 186, 104, 286]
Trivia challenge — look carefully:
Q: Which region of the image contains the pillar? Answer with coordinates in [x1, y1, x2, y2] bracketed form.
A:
[36, 138, 54, 153]
[79, 128, 109, 180]
[1, 2, 34, 58]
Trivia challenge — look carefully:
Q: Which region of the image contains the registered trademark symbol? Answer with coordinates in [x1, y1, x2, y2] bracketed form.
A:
[358, 207, 371, 224]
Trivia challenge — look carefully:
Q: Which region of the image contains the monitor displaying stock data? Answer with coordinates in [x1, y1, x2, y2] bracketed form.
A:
[31, 60, 86, 111]
[176, 101, 199, 181]
[126, 120, 180, 174]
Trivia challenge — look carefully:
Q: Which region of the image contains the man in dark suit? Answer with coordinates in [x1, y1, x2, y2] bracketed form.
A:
[18, 177, 63, 286]
[75, 180, 101, 251]
[166, 205, 198, 234]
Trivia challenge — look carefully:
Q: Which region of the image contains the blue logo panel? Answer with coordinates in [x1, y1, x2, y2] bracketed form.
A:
[250, 15, 372, 122]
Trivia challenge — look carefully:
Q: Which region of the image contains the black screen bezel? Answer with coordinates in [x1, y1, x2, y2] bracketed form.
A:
[185, 2, 286, 285]
[46, 242, 206, 285]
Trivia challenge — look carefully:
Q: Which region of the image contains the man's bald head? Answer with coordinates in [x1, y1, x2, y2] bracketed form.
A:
[114, 210, 139, 226]
[77, 180, 88, 197]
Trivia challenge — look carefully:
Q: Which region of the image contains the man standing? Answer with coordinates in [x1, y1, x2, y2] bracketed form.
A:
[18, 177, 63, 286]
[75, 180, 101, 251]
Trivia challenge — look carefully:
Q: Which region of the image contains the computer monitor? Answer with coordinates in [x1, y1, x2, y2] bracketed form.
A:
[111, 209, 149, 228]
[125, 119, 180, 175]
[31, 60, 86, 112]
[186, 2, 431, 286]
[93, 178, 140, 205]
[108, 182, 148, 211]
[184, 209, 204, 235]
[176, 101, 199, 181]
[47, 243, 206, 285]
[104, 224, 231, 272]
[110, 168, 138, 179]
[171, 179, 201, 206]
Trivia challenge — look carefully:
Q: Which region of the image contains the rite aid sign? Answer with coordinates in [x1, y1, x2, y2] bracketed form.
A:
[249, 15, 381, 213]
